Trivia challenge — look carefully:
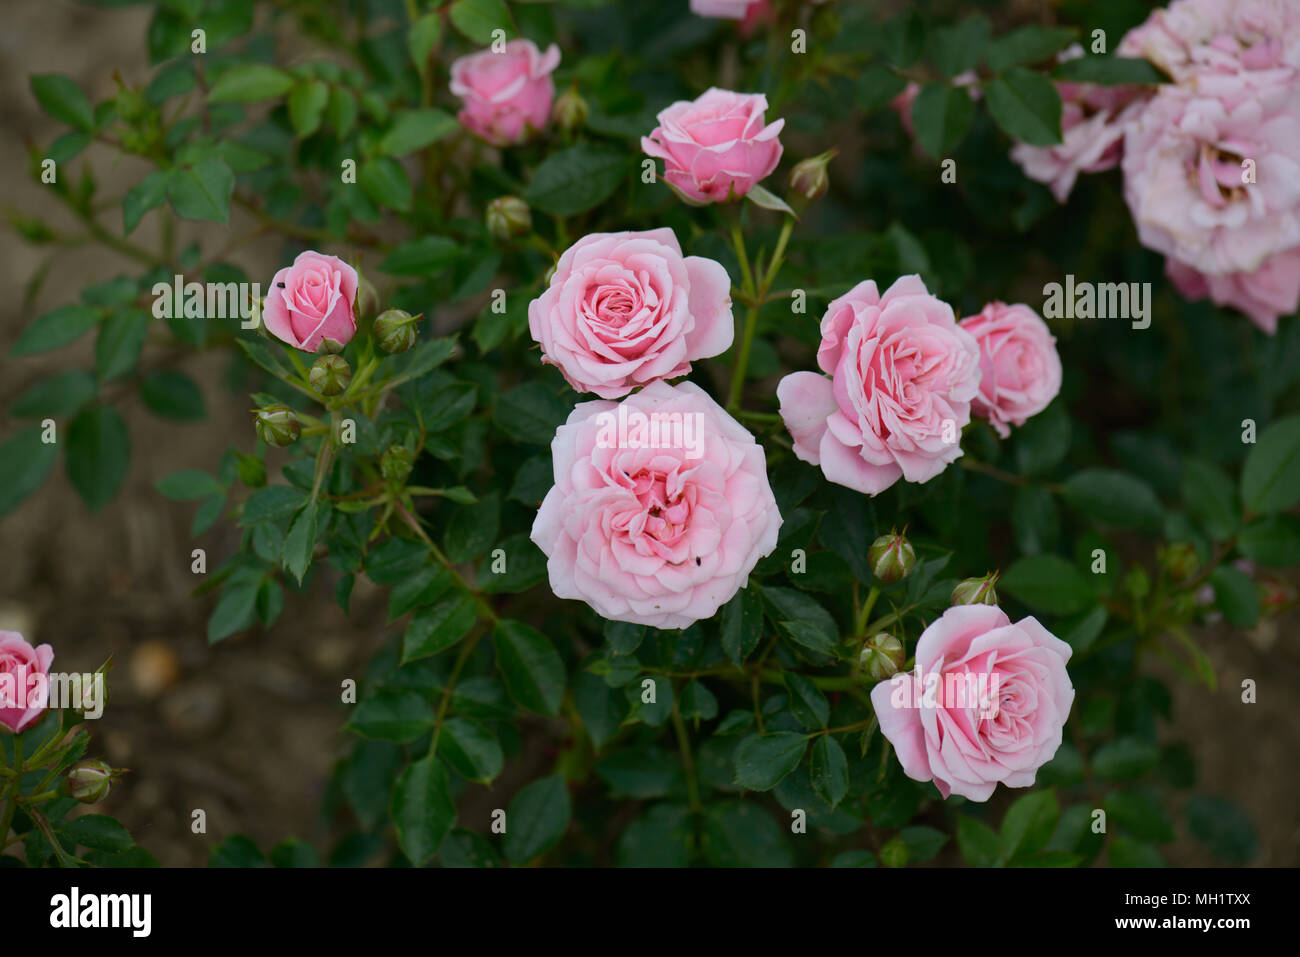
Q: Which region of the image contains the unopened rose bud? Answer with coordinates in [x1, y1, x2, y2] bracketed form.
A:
[1159, 542, 1199, 582]
[859, 633, 904, 680]
[880, 834, 910, 868]
[254, 405, 300, 447]
[789, 149, 836, 201]
[486, 196, 531, 241]
[381, 444, 415, 484]
[67, 760, 114, 805]
[869, 530, 916, 584]
[355, 275, 381, 320]
[1123, 564, 1150, 600]
[951, 572, 999, 606]
[310, 354, 351, 396]
[115, 89, 148, 123]
[552, 87, 589, 133]
[373, 308, 419, 354]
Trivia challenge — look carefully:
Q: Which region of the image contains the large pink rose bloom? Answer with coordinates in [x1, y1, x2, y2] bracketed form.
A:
[1165, 248, 1300, 334]
[531, 381, 781, 629]
[870, 605, 1075, 802]
[777, 275, 981, 496]
[0, 631, 54, 733]
[959, 302, 1062, 438]
[264, 251, 358, 353]
[450, 39, 561, 146]
[641, 88, 784, 204]
[1118, 0, 1300, 81]
[527, 228, 734, 399]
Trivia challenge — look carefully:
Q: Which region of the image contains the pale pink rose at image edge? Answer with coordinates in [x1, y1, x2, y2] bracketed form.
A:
[1166, 248, 1300, 334]
[263, 250, 359, 353]
[959, 301, 1063, 438]
[527, 228, 734, 399]
[0, 630, 55, 734]
[869, 604, 1075, 802]
[449, 39, 561, 146]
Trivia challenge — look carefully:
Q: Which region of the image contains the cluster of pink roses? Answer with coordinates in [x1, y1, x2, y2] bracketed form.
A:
[1010, 0, 1300, 333]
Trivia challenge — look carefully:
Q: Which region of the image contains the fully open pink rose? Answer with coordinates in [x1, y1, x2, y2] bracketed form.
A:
[264, 251, 358, 353]
[1118, 0, 1300, 82]
[641, 88, 784, 204]
[959, 301, 1062, 437]
[0, 631, 54, 733]
[777, 275, 981, 496]
[870, 604, 1075, 802]
[1165, 247, 1300, 333]
[450, 39, 561, 146]
[527, 228, 733, 399]
[531, 380, 781, 628]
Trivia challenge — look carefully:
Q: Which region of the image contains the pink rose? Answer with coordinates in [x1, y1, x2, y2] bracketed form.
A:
[776, 275, 981, 496]
[531, 380, 782, 629]
[450, 39, 561, 146]
[1118, 0, 1300, 82]
[527, 228, 734, 399]
[959, 302, 1063, 438]
[870, 604, 1075, 802]
[690, 0, 826, 20]
[264, 251, 359, 353]
[641, 88, 785, 204]
[1165, 247, 1300, 334]
[1121, 69, 1300, 277]
[0, 631, 54, 733]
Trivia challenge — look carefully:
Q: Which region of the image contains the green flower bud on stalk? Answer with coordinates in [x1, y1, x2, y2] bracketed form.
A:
[67, 759, 115, 805]
[1159, 541, 1199, 582]
[789, 148, 836, 201]
[552, 87, 589, 133]
[951, 571, 999, 606]
[880, 834, 910, 868]
[355, 275, 381, 320]
[309, 354, 351, 396]
[254, 405, 300, 447]
[859, 633, 905, 680]
[381, 444, 415, 484]
[868, 530, 916, 584]
[486, 196, 532, 241]
[373, 308, 419, 354]
[1123, 564, 1151, 600]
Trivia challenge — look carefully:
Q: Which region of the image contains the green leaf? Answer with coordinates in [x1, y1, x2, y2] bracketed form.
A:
[1104, 789, 1175, 843]
[494, 620, 566, 715]
[365, 536, 429, 584]
[503, 775, 571, 865]
[703, 801, 792, 867]
[1013, 399, 1070, 475]
[155, 469, 224, 501]
[617, 803, 692, 867]
[1185, 795, 1257, 864]
[1236, 515, 1300, 566]
[207, 574, 258, 642]
[604, 620, 646, 657]
[910, 82, 975, 159]
[929, 15, 991, 77]
[208, 64, 294, 102]
[574, 671, 626, 751]
[1209, 565, 1259, 627]
[1109, 835, 1165, 867]
[720, 587, 764, 665]
[745, 183, 796, 216]
[784, 673, 829, 729]
[288, 79, 329, 138]
[445, 491, 499, 562]
[168, 158, 234, 223]
[858, 64, 907, 112]
[388, 564, 454, 620]
[140, 370, 205, 420]
[1011, 483, 1061, 555]
[1181, 459, 1239, 540]
[240, 484, 306, 527]
[326, 87, 358, 138]
[1241, 415, 1300, 514]
[358, 158, 413, 212]
[525, 144, 629, 217]
[95, 309, 149, 381]
[678, 680, 718, 721]
[438, 717, 504, 783]
[985, 25, 1076, 72]
[347, 689, 435, 742]
[449, 0, 513, 45]
[408, 13, 442, 75]
[378, 109, 459, 156]
[899, 825, 948, 862]
[810, 735, 849, 809]
[270, 839, 319, 868]
[1092, 737, 1160, 781]
[208, 835, 269, 867]
[733, 732, 807, 791]
[10, 304, 99, 357]
[31, 74, 94, 131]
[1054, 56, 1166, 86]
[10, 370, 97, 419]
[1062, 468, 1163, 532]
[984, 67, 1063, 146]
[123, 170, 173, 235]
[1000, 554, 1094, 615]
[66, 405, 129, 510]
[1001, 789, 1059, 858]
[494, 381, 571, 444]
[402, 592, 478, 662]
[281, 499, 320, 584]
[391, 756, 456, 865]
[956, 815, 1002, 866]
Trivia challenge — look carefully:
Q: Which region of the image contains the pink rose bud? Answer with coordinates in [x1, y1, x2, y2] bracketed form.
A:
[641, 88, 785, 204]
[789, 149, 835, 201]
[68, 759, 116, 804]
[959, 301, 1062, 439]
[527, 228, 734, 399]
[859, 633, 905, 680]
[372, 308, 419, 354]
[530, 380, 782, 629]
[870, 604, 1075, 802]
[777, 275, 981, 496]
[551, 86, 589, 133]
[485, 196, 532, 241]
[309, 354, 351, 397]
[264, 251, 359, 353]
[254, 404, 301, 447]
[950, 572, 999, 606]
[450, 39, 561, 146]
[0, 631, 54, 733]
[868, 530, 916, 584]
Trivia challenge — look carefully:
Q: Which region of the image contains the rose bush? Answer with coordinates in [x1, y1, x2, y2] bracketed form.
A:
[2, 0, 1289, 869]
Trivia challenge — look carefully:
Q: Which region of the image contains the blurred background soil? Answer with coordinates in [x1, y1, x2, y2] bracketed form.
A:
[0, 0, 1296, 866]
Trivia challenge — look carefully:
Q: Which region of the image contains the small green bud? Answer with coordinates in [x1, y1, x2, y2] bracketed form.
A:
[254, 405, 300, 447]
[486, 196, 532, 241]
[880, 834, 910, 868]
[552, 86, 589, 133]
[789, 149, 836, 201]
[309, 354, 351, 396]
[951, 571, 999, 606]
[1123, 564, 1151, 600]
[859, 633, 904, 680]
[381, 444, 415, 484]
[67, 759, 115, 805]
[869, 530, 916, 584]
[1159, 541, 1199, 582]
[355, 275, 381, 319]
[373, 308, 419, 354]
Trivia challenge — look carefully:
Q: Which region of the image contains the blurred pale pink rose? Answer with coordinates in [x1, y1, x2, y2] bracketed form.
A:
[450, 39, 561, 146]
[531, 380, 781, 628]
[1165, 247, 1300, 333]
[1118, 0, 1300, 81]
[527, 228, 734, 399]
[870, 604, 1075, 802]
[776, 275, 981, 496]
[0, 631, 54, 733]
[264, 251, 358, 353]
[641, 88, 784, 204]
[959, 302, 1063, 438]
